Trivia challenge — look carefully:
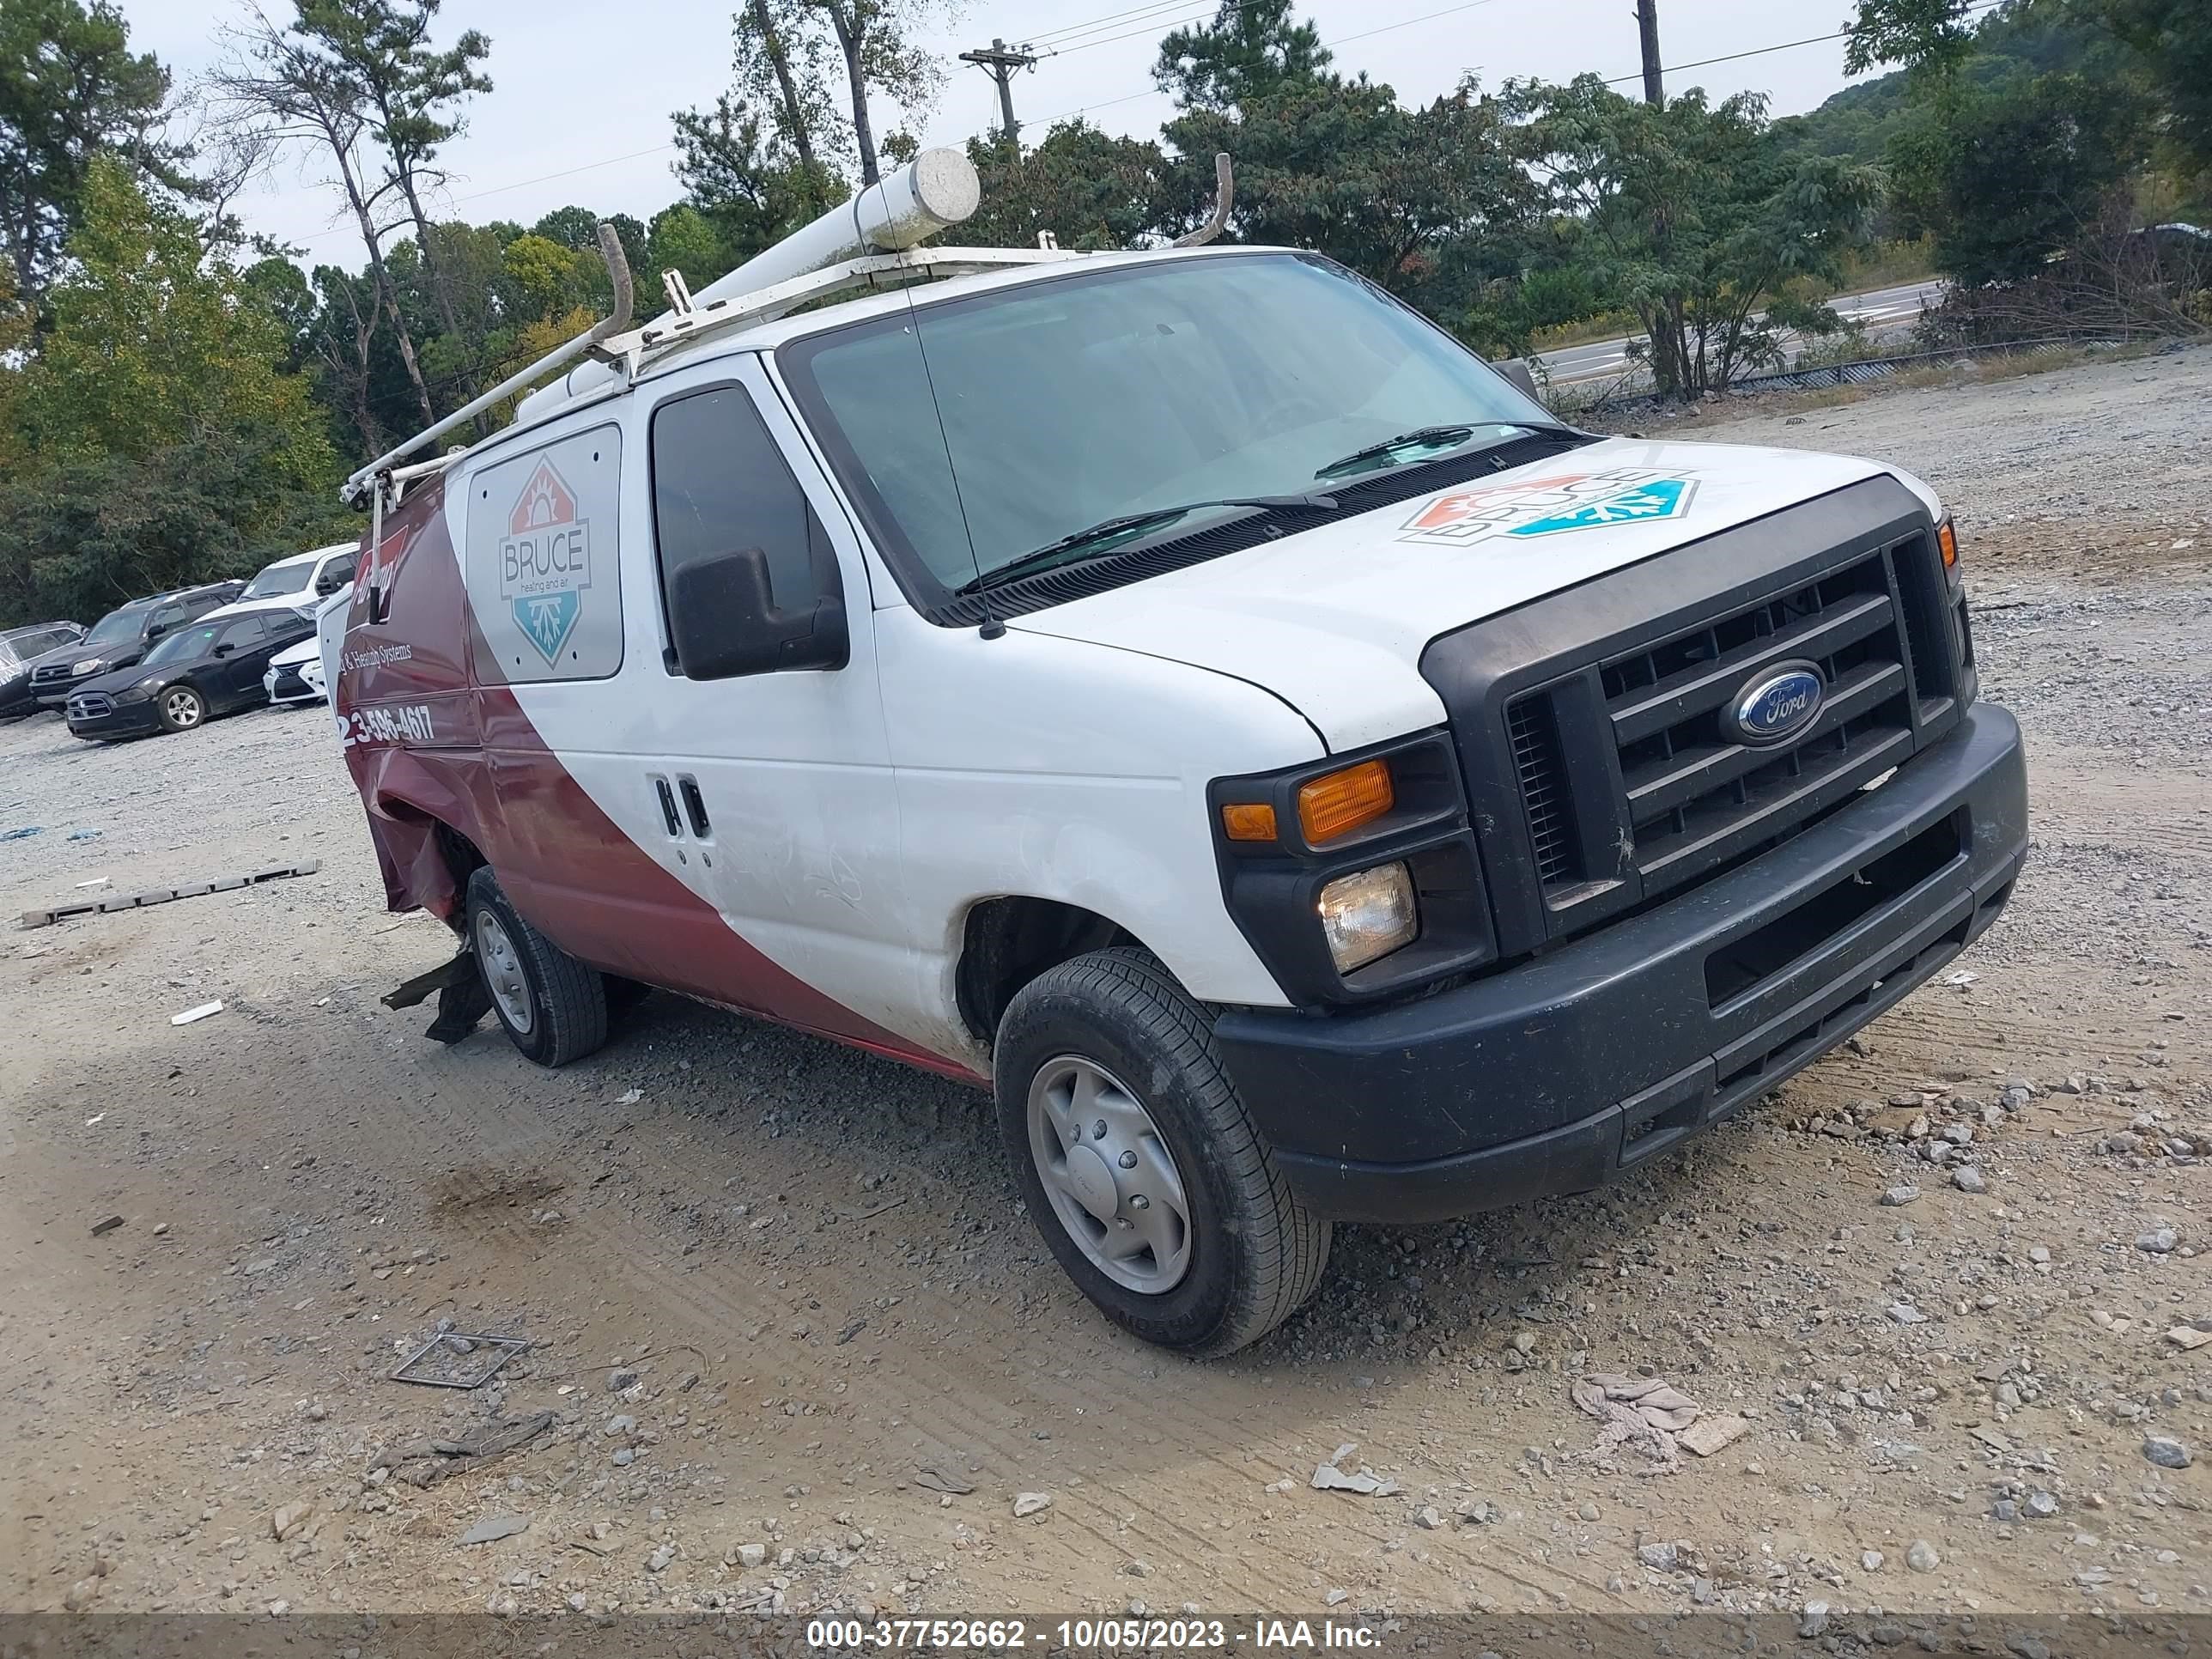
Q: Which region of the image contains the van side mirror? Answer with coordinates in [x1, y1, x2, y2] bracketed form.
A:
[146, 620, 171, 641]
[667, 547, 848, 681]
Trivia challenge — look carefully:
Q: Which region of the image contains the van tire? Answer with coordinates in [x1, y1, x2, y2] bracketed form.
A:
[465, 866, 609, 1067]
[994, 947, 1331, 1357]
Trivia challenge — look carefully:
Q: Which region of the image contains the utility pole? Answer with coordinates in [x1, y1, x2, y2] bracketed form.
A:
[1633, 0, 1664, 106]
[959, 37, 1037, 148]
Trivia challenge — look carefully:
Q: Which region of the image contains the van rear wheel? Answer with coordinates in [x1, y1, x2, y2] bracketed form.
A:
[465, 866, 609, 1067]
[994, 947, 1331, 1357]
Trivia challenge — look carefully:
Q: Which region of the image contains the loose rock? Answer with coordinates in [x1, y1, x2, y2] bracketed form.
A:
[1906, 1540, 1940, 1573]
[2144, 1436, 2193, 1470]
[1012, 1492, 1053, 1518]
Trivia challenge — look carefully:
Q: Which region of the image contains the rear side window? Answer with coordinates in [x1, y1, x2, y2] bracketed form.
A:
[649, 385, 829, 655]
[216, 617, 268, 650]
[149, 605, 188, 635]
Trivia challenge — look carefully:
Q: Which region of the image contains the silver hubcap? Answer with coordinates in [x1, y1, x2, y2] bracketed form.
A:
[1027, 1055, 1191, 1294]
[163, 690, 202, 727]
[474, 909, 533, 1035]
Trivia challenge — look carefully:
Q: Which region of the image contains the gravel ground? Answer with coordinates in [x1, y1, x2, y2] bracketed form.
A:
[3, 344, 2209, 1628]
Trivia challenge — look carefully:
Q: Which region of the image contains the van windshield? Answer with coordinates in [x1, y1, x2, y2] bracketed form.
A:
[779, 252, 1555, 600]
[82, 605, 150, 649]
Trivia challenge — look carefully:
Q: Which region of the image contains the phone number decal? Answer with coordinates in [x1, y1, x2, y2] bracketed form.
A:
[339, 703, 434, 748]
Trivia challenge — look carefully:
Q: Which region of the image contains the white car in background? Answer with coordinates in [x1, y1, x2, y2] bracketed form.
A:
[264, 586, 354, 706]
[205, 543, 356, 628]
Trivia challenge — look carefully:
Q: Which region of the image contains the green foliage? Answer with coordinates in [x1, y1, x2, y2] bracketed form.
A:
[1887, 70, 2149, 283]
[1154, 0, 1332, 112]
[963, 124, 1170, 252]
[1507, 76, 1881, 396]
[0, 159, 344, 624]
[646, 204, 737, 290]
[0, 0, 179, 307]
[1165, 77, 1534, 301]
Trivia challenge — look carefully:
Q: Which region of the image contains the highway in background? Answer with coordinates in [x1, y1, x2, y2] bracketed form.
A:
[1533, 278, 1948, 388]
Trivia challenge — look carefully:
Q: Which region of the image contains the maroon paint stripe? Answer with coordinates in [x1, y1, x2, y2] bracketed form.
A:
[340, 477, 980, 1083]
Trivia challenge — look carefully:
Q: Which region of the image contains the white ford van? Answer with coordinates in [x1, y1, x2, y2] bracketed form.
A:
[333, 154, 2027, 1353]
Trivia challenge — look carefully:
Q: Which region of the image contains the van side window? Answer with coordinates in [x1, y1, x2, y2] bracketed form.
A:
[649, 385, 827, 653]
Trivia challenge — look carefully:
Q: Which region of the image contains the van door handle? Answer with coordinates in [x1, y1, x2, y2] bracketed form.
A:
[677, 776, 711, 840]
[653, 777, 682, 837]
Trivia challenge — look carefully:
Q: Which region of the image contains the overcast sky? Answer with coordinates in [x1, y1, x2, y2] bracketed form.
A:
[122, 0, 1875, 264]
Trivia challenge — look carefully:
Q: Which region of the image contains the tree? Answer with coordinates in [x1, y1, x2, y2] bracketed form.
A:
[213, 9, 437, 425]
[673, 93, 829, 264]
[1509, 76, 1882, 398]
[0, 0, 182, 307]
[645, 204, 733, 289]
[1849, 0, 2209, 174]
[799, 0, 950, 187]
[288, 0, 492, 413]
[1154, 0, 1331, 112]
[733, 0, 845, 204]
[963, 121, 1169, 252]
[1164, 76, 1534, 299]
[1887, 70, 2148, 283]
[0, 157, 343, 623]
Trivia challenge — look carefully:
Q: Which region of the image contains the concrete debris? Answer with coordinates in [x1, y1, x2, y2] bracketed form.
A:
[459, 1513, 530, 1546]
[1310, 1439, 1397, 1496]
[368, 1411, 555, 1488]
[1012, 1492, 1054, 1518]
[1678, 1413, 1750, 1457]
[270, 1503, 313, 1543]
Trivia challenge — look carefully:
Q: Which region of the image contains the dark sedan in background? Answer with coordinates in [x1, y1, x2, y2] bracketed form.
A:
[65, 611, 314, 739]
[0, 621, 86, 718]
[24, 580, 245, 711]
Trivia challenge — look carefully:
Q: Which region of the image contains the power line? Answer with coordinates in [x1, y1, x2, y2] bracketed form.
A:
[1035, 0, 1497, 125]
[1598, 2, 2002, 88]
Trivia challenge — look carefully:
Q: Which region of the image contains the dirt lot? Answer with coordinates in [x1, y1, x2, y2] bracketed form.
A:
[4, 344, 2210, 1627]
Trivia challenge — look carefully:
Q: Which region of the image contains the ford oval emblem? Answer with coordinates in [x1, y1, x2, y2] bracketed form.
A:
[1731, 663, 1825, 745]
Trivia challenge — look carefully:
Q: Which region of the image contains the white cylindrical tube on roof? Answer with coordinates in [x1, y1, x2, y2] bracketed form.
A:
[690, 147, 982, 308]
[514, 149, 980, 425]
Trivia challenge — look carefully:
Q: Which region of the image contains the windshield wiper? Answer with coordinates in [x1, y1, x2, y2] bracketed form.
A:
[1315, 420, 1580, 482]
[955, 491, 1340, 595]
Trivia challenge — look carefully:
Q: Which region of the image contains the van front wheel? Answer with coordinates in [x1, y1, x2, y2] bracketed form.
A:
[994, 948, 1331, 1357]
[465, 866, 609, 1067]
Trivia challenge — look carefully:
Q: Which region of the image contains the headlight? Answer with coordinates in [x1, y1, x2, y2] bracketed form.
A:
[1317, 862, 1418, 973]
[73, 658, 103, 675]
[113, 677, 162, 704]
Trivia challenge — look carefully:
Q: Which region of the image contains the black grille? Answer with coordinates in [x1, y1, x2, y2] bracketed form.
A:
[33, 663, 73, 687]
[1601, 548, 1917, 890]
[270, 665, 309, 697]
[1492, 527, 1961, 938]
[1505, 693, 1577, 886]
[68, 693, 112, 719]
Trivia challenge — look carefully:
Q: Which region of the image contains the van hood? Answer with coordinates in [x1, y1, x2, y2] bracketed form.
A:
[1008, 438, 1937, 750]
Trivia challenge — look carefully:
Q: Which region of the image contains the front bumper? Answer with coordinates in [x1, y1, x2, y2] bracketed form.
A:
[67, 699, 161, 739]
[1212, 703, 2028, 1224]
[266, 664, 320, 704]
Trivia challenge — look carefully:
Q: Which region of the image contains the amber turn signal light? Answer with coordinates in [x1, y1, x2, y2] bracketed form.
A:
[1936, 519, 1959, 570]
[1297, 759, 1395, 844]
[1220, 801, 1279, 842]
